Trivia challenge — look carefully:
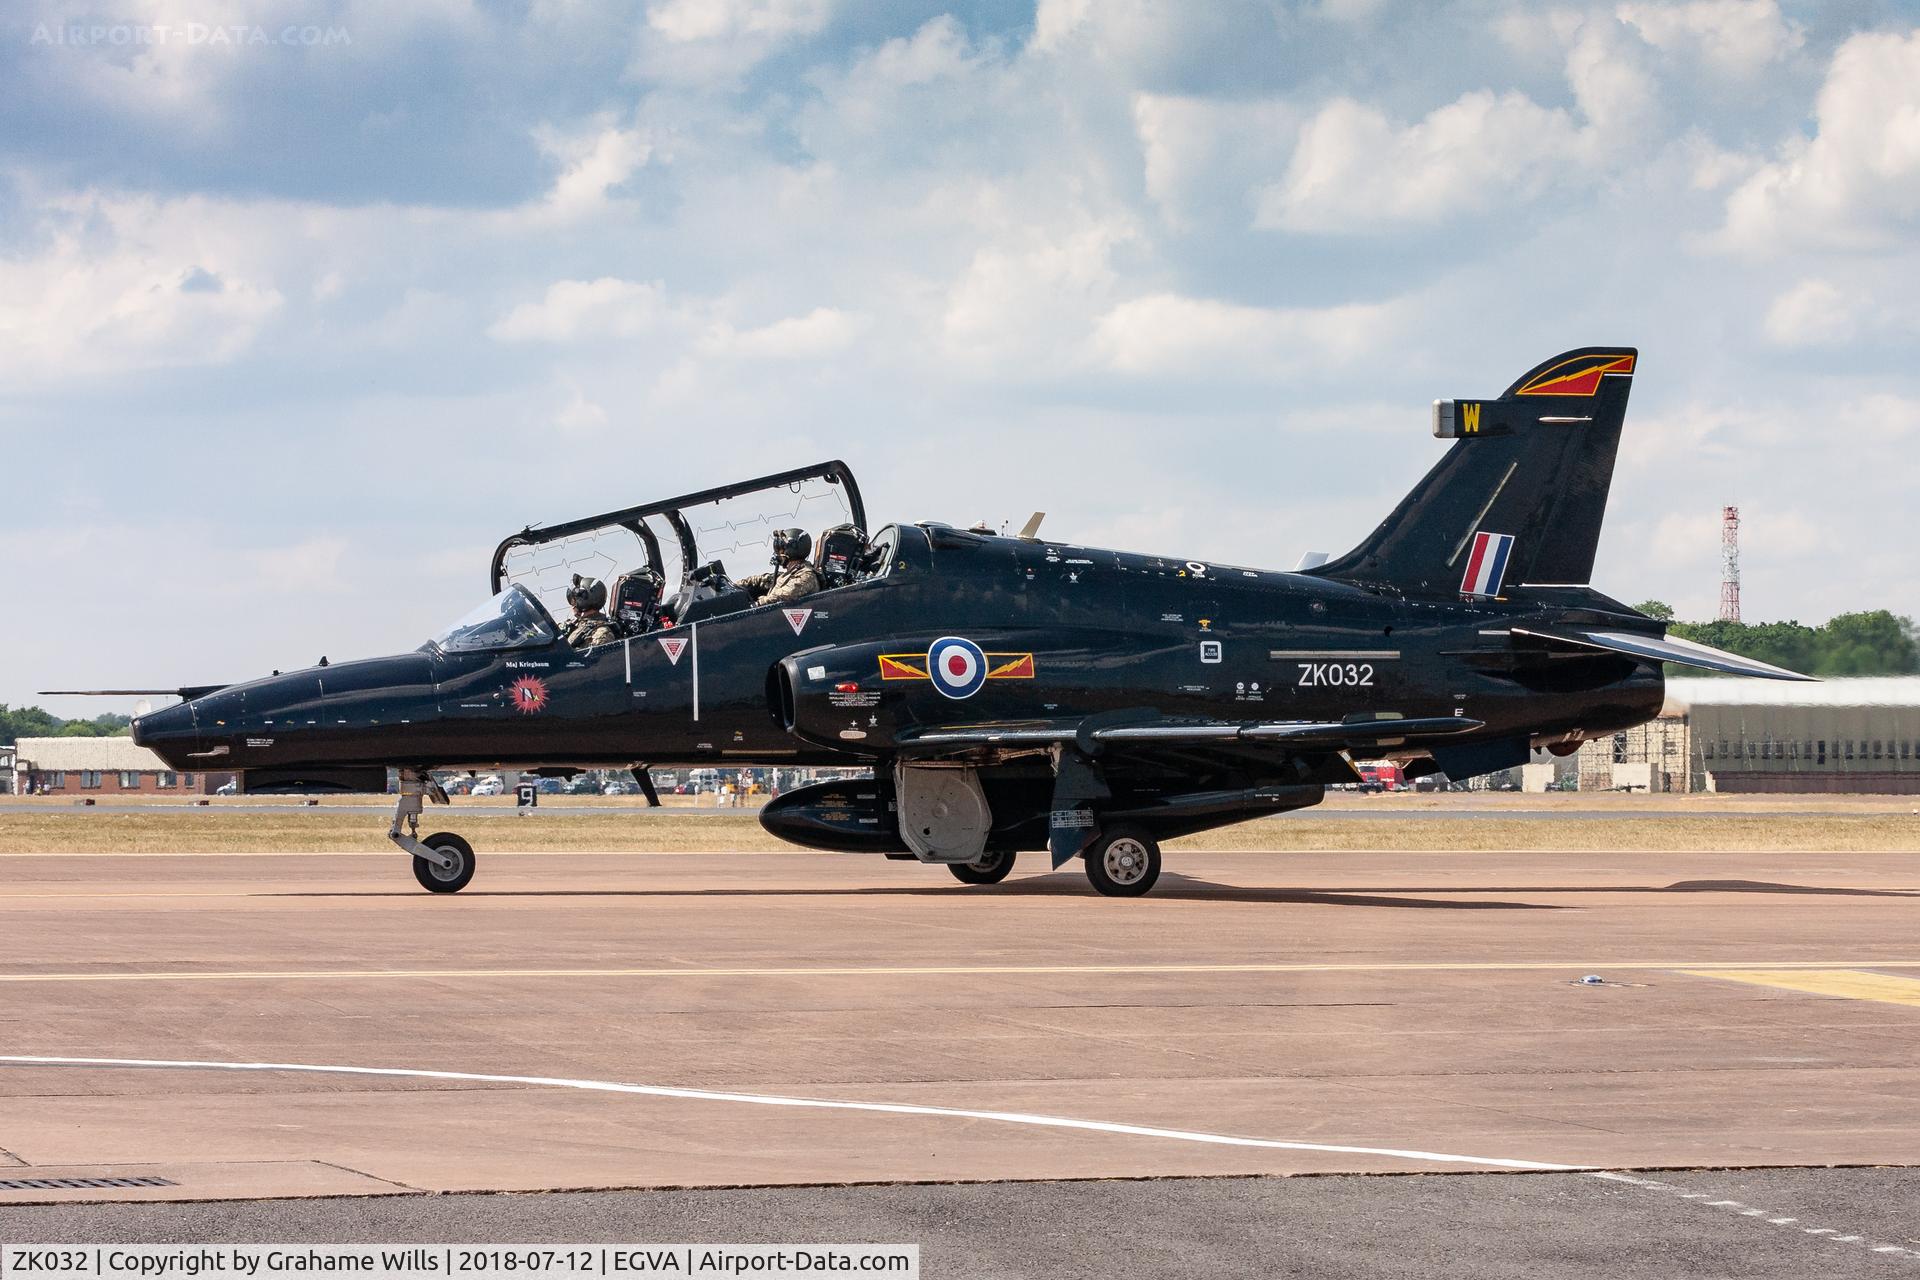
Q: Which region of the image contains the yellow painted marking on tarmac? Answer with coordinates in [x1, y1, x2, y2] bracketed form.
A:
[1681, 969, 1920, 1008]
[5, 960, 1920, 984]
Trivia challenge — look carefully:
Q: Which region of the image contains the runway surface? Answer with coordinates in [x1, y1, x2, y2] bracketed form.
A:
[2, 841, 1919, 1268]
[4, 1170, 1919, 1277]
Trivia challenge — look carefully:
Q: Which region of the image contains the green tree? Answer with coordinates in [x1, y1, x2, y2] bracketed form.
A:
[0, 705, 61, 746]
[1634, 600, 1675, 622]
[1666, 611, 1918, 677]
[0, 705, 133, 745]
[1815, 611, 1919, 676]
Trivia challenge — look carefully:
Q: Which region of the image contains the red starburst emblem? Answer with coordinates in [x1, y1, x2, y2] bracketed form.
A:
[509, 675, 550, 714]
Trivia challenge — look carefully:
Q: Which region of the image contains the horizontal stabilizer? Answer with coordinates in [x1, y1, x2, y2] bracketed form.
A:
[1509, 627, 1815, 681]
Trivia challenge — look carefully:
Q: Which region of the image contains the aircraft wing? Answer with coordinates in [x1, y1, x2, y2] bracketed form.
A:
[1506, 627, 1815, 681]
[897, 714, 1483, 755]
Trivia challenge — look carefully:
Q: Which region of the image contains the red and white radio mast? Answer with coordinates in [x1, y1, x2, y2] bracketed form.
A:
[1718, 505, 1741, 623]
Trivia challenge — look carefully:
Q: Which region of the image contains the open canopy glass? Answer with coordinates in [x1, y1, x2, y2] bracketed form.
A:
[429, 585, 558, 654]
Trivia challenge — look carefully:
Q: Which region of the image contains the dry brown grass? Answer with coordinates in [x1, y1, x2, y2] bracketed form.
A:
[1, 805, 1914, 855]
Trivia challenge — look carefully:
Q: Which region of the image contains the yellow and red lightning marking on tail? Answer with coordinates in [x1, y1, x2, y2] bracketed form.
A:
[1514, 352, 1636, 397]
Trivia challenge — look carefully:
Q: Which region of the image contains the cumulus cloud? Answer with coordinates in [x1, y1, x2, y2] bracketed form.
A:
[551, 385, 609, 435]
[1617, 0, 1801, 80]
[1257, 91, 1584, 232]
[488, 278, 675, 342]
[1132, 92, 1297, 229]
[1722, 29, 1920, 251]
[8, 1, 1920, 712]
[634, 0, 836, 83]
[1086, 292, 1402, 377]
[534, 120, 652, 220]
[1763, 278, 1858, 346]
[703, 308, 868, 360]
[0, 190, 283, 380]
[941, 219, 1136, 367]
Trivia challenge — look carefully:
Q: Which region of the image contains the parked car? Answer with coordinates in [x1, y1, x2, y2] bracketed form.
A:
[215, 779, 239, 796]
[471, 776, 505, 797]
[602, 780, 638, 796]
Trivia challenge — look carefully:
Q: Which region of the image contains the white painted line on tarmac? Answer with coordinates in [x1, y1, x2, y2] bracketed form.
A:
[5, 960, 1920, 984]
[0, 1054, 1581, 1173]
[1589, 1172, 1920, 1262]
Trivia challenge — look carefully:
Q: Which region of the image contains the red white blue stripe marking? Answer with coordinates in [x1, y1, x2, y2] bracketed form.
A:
[1460, 531, 1514, 598]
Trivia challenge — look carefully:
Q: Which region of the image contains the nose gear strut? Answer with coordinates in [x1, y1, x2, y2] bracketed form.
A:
[389, 769, 457, 872]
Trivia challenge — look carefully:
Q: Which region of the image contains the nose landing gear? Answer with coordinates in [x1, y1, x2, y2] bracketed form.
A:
[389, 770, 475, 894]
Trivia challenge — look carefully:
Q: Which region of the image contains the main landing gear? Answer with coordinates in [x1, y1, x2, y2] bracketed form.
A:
[939, 829, 1164, 897]
[1082, 825, 1161, 898]
[948, 848, 1017, 885]
[389, 770, 476, 894]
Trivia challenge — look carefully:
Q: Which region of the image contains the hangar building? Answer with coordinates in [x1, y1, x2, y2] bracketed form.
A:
[1571, 676, 1920, 794]
[11, 736, 235, 796]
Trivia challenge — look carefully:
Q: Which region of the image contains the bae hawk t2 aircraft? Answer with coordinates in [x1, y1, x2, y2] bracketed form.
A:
[122, 347, 1807, 896]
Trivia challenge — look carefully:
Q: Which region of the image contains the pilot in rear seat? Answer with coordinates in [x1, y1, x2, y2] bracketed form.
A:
[739, 528, 821, 607]
[563, 574, 619, 647]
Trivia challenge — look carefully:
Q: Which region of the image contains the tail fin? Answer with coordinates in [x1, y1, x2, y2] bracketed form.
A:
[1309, 347, 1637, 597]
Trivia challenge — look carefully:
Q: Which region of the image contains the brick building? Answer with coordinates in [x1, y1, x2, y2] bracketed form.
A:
[1572, 676, 1920, 794]
[12, 736, 235, 796]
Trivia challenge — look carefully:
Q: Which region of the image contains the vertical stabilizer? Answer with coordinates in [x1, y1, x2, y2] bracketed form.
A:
[1309, 347, 1637, 597]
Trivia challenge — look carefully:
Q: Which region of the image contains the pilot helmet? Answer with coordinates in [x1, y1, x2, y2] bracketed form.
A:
[566, 574, 608, 614]
[771, 528, 812, 565]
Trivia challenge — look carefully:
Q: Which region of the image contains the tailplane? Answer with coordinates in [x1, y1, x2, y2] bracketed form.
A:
[1309, 347, 1637, 598]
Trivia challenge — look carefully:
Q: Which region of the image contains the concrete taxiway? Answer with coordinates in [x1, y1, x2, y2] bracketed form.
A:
[7, 1169, 1920, 1278]
[2, 841, 1919, 1210]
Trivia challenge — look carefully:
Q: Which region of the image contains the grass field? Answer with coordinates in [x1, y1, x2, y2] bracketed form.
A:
[1, 801, 1916, 855]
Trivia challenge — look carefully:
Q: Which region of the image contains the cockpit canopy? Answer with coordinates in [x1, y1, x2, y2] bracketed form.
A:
[429, 586, 557, 653]
[485, 460, 881, 633]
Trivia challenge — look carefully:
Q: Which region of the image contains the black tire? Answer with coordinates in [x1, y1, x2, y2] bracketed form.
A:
[412, 832, 475, 893]
[1084, 826, 1160, 897]
[949, 849, 1016, 885]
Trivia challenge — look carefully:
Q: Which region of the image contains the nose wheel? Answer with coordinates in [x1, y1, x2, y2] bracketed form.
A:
[389, 770, 474, 894]
[412, 833, 476, 893]
[1084, 826, 1161, 897]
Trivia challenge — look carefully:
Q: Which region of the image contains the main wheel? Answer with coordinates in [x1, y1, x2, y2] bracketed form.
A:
[949, 849, 1016, 885]
[412, 832, 476, 893]
[1084, 827, 1160, 897]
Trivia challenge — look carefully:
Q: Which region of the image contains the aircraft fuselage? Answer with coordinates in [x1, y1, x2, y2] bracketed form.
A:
[133, 522, 1662, 778]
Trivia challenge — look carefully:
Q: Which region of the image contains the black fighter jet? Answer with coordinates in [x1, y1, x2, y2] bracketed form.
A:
[120, 346, 1806, 896]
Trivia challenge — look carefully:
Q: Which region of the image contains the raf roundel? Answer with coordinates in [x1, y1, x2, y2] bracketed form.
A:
[927, 636, 988, 700]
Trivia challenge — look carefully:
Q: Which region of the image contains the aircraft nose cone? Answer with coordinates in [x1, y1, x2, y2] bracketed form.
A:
[132, 700, 199, 767]
[132, 700, 193, 745]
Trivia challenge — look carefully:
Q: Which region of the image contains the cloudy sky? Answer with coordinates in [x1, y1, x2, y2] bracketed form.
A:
[3, 0, 1917, 715]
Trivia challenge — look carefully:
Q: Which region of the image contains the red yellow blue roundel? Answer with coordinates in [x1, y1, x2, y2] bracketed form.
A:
[927, 636, 988, 699]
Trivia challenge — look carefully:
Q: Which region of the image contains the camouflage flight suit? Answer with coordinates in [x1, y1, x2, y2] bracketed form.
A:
[739, 561, 821, 607]
[565, 611, 620, 648]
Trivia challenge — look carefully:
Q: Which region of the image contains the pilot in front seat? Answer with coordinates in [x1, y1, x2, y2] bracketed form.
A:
[738, 528, 821, 607]
[562, 574, 619, 648]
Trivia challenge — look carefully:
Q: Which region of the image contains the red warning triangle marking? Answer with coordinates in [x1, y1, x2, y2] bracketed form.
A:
[658, 636, 689, 665]
[784, 607, 813, 635]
